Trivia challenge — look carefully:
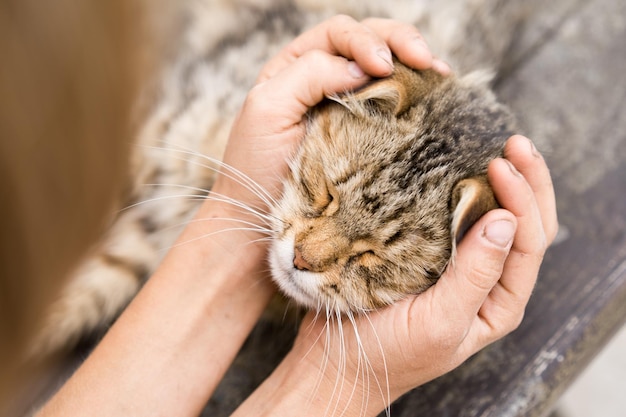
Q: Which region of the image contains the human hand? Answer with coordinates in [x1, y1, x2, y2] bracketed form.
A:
[211, 15, 450, 212]
[235, 135, 557, 417]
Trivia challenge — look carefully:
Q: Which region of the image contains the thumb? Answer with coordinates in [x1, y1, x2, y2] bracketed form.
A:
[433, 209, 517, 325]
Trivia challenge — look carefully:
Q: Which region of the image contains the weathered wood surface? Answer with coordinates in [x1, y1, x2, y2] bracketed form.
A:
[390, 0, 626, 415]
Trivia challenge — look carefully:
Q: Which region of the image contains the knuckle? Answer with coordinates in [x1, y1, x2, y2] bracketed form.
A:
[360, 16, 387, 27]
[330, 14, 356, 27]
[526, 236, 549, 260]
[244, 83, 267, 109]
[298, 50, 339, 78]
[494, 310, 525, 337]
[392, 24, 422, 40]
[302, 48, 327, 62]
[546, 221, 560, 245]
[300, 50, 351, 79]
[468, 257, 504, 292]
[510, 311, 525, 331]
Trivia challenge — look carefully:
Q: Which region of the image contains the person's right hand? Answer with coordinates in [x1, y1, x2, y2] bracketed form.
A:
[233, 135, 558, 417]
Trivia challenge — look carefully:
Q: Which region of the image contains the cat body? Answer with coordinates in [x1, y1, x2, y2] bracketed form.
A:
[34, 0, 521, 355]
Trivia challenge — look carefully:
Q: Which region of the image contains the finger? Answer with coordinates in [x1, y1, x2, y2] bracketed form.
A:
[257, 15, 392, 83]
[241, 50, 370, 135]
[474, 157, 548, 340]
[432, 58, 452, 76]
[504, 135, 558, 244]
[431, 209, 517, 326]
[489, 157, 548, 266]
[360, 18, 434, 70]
[361, 18, 452, 75]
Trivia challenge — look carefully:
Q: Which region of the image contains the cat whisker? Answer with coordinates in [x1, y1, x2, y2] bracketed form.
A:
[121, 193, 208, 211]
[279, 298, 297, 326]
[361, 312, 391, 417]
[205, 190, 281, 224]
[145, 217, 272, 249]
[303, 311, 331, 414]
[142, 182, 211, 195]
[337, 309, 367, 417]
[135, 182, 281, 226]
[192, 216, 273, 234]
[345, 311, 367, 417]
[322, 307, 339, 417]
[162, 225, 272, 252]
[139, 144, 279, 209]
[322, 305, 355, 417]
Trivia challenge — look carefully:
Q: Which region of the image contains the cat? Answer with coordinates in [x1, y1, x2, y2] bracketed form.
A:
[31, 0, 523, 358]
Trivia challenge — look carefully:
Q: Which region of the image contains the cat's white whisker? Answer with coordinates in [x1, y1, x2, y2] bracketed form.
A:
[361, 312, 391, 417]
[193, 217, 273, 235]
[247, 236, 275, 245]
[141, 147, 276, 210]
[322, 308, 339, 417]
[140, 144, 279, 209]
[304, 310, 332, 415]
[334, 310, 365, 417]
[162, 226, 271, 252]
[325, 307, 350, 417]
[345, 311, 367, 417]
[135, 181, 279, 226]
[206, 191, 280, 224]
[121, 194, 208, 211]
[152, 215, 272, 237]
[142, 182, 211, 195]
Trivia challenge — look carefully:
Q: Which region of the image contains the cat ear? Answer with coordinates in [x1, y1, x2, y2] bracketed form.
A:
[450, 175, 499, 247]
[334, 64, 442, 116]
[348, 77, 406, 115]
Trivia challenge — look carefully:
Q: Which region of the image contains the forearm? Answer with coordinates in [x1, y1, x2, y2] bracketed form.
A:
[39, 200, 275, 417]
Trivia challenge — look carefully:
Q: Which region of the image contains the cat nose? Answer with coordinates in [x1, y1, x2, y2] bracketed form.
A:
[293, 245, 313, 271]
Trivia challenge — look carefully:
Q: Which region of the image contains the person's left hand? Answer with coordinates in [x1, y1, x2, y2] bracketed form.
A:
[211, 15, 450, 213]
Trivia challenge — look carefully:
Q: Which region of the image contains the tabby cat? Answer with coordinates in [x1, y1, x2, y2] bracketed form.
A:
[33, 0, 521, 357]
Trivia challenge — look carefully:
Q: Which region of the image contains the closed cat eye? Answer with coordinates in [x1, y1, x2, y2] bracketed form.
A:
[308, 180, 340, 217]
[347, 250, 378, 266]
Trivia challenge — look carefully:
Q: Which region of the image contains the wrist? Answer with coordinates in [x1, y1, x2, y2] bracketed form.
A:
[232, 329, 390, 417]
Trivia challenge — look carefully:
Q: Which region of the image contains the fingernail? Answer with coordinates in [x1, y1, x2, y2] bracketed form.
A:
[483, 220, 515, 248]
[526, 136, 541, 158]
[376, 48, 394, 71]
[348, 61, 365, 78]
[432, 59, 452, 75]
[413, 37, 430, 56]
[504, 159, 522, 177]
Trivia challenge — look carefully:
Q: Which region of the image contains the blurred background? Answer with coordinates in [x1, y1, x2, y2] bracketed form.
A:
[555, 325, 626, 417]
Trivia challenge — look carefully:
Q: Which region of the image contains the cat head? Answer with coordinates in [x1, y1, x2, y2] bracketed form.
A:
[269, 62, 514, 312]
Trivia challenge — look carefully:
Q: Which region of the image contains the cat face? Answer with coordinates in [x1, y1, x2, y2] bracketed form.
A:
[269, 64, 514, 312]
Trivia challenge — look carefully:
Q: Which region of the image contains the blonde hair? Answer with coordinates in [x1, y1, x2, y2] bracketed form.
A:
[0, 0, 152, 406]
